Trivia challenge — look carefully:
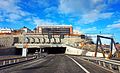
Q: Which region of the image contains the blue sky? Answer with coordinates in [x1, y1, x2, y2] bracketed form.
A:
[0, 0, 120, 42]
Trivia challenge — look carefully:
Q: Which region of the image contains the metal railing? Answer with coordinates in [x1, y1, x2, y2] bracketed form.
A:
[83, 57, 120, 72]
[0, 56, 36, 67]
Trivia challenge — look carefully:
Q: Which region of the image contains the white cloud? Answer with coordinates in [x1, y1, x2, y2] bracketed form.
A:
[44, 7, 57, 13]
[59, 0, 105, 14]
[24, 18, 32, 21]
[0, 0, 30, 22]
[0, 15, 3, 22]
[0, 0, 24, 15]
[107, 23, 120, 29]
[33, 18, 59, 26]
[107, 0, 120, 4]
[75, 27, 98, 34]
[107, 19, 120, 29]
[33, 0, 49, 7]
[92, 0, 103, 4]
[114, 19, 120, 23]
[24, 0, 50, 9]
[9, 13, 21, 20]
[83, 27, 97, 32]
[44, 6, 58, 18]
[78, 10, 113, 24]
[59, 0, 85, 14]
[0, 0, 19, 13]
[74, 26, 84, 34]
[59, 0, 113, 24]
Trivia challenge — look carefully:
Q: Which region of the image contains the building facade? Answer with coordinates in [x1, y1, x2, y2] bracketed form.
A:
[0, 28, 12, 34]
[34, 25, 73, 35]
[19, 26, 32, 33]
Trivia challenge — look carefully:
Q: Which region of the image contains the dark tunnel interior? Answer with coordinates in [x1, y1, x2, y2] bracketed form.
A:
[15, 47, 66, 55]
[15, 48, 22, 55]
[28, 48, 40, 54]
[43, 47, 66, 54]
[27, 47, 66, 54]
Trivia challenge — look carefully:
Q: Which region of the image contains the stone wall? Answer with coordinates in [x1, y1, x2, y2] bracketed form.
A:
[0, 35, 14, 47]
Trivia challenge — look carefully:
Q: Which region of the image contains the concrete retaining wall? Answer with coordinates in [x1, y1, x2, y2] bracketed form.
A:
[65, 46, 108, 57]
[65, 46, 84, 55]
[0, 47, 17, 55]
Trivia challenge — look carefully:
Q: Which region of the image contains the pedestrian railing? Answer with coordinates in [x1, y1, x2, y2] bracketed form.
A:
[0, 56, 36, 67]
[83, 57, 120, 72]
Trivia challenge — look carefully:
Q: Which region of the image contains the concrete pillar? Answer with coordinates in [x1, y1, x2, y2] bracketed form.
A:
[22, 48, 27, 57]
[39, 48, 41, 57]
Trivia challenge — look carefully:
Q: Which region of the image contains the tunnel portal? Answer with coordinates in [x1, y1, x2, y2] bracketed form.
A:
[15, 47, 66, 55]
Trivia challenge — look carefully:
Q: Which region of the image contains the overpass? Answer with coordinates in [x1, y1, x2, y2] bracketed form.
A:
[14, 33, 72, 56]
[14, 33, 94, 57]
[13, 33, 65, 44]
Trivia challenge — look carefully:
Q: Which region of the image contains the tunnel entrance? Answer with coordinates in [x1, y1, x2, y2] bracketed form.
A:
[27, 48, 40, 54]
[15, 48, 22, 55]
[15, 47, 66, 55]
[15, 48, 43, 55]
[43, 47, 66, 54]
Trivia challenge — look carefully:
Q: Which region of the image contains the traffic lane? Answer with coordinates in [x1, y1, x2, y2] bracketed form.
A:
[32, 54, 85, 73]
[1, 54, 86, 73]
[71, 56, 114, 73]
[0, 54, 55, 73]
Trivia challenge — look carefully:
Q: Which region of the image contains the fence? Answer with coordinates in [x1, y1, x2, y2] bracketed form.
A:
[0, 56, 36, 67]
[83, 57, 120, 72]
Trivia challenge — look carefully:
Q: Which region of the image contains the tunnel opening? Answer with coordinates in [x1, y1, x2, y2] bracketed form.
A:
[15, 47, 66, 56]
[27, 48, 40, 54]
[15, 48, 41, 55]
[43, 47, 66, 54]
[15, 48, 22, 55]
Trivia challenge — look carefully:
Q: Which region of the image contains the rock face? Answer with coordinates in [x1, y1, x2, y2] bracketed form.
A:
[0, 35, 14, 48]
[0, 35, 18, 55]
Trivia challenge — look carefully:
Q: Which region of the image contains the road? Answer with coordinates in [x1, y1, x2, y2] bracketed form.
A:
[0, 54, 114, 73]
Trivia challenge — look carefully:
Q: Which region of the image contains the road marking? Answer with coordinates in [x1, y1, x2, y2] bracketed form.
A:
[67, 55, 90, 73]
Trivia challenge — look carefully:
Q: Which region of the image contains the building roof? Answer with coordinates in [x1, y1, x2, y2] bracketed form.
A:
[38, 25, 72, 27]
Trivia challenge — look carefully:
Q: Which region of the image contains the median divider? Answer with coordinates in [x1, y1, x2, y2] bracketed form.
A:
[83, 57, 120, 72]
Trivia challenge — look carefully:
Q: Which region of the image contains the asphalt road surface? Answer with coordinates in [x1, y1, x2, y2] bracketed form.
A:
[0, 54, 114, 73]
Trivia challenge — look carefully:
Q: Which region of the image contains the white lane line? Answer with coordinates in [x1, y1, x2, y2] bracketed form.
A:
[67, 55, 90, 73]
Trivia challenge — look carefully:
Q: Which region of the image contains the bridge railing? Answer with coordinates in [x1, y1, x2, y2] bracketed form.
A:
[0, 56, 36, 67]
[83, 57, 120, 72]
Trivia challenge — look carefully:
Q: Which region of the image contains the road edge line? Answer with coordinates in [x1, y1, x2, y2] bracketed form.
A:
[66, 55, 90, 73]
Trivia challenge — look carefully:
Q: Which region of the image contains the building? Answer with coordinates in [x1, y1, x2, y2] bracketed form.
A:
[19, 26, 32, 33]
[34, 25, 73, 35]
[73, 30, 82, 35]
[11, 26, 33, 35]
[0, 28, 12, 34]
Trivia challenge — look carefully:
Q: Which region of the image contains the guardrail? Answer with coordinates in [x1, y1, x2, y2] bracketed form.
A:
[83, 57, 120, 72]
[0, 56, 36, 67]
